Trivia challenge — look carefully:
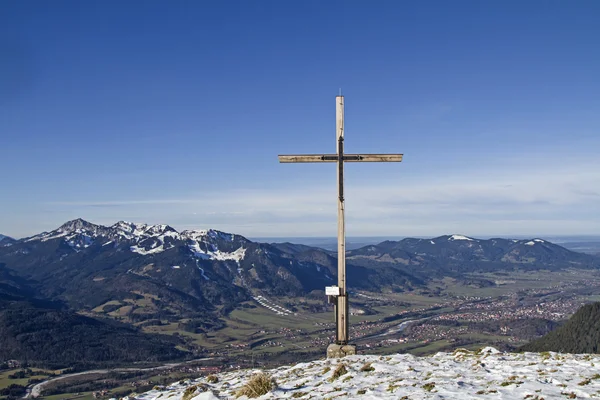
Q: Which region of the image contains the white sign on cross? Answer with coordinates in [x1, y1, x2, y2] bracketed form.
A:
[279, 95, 403, 350]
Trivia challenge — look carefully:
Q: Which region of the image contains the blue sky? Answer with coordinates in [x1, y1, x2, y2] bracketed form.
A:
[1, 1, 599, 238]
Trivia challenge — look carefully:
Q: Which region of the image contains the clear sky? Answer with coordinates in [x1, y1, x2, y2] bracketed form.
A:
[1, 1, 599, 239]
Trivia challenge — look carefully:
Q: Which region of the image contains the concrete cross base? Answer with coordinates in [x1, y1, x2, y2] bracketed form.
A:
[327, 343, 357, 358]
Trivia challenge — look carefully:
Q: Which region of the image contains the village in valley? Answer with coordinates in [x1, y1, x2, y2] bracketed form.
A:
[169, 269, 600, 363]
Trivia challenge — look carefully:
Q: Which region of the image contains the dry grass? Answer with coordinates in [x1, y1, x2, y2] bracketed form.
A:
[182, 385, 198, 400]
[328, 364, 348, 382]
[206, 375, 219, 383]
[236, 373, 276, 398]
[422, 382, 435, 392]
[182, 384, 208, 400]
[360, 362, 374, 372]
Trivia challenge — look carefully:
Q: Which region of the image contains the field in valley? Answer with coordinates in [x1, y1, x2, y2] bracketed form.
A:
[134, 269, 600, 362]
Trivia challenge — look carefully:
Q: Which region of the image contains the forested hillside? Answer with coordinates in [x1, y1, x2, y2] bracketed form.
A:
[0, 263, 186, 368]
[0, 299, 186, 368]
[520, 302, 600, 354]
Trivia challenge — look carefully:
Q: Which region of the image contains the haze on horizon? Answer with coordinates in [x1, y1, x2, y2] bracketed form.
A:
[1, 1, 599, 239]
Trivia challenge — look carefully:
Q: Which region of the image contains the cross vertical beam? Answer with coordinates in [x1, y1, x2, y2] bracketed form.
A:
[336, 95, 348, 345]
[278, 95, 403, 356]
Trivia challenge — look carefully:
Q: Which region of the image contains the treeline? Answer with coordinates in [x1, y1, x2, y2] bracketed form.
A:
[0, 300, 186, 368]
[521, 302, 600, 354]
[0, 384, 26, 400]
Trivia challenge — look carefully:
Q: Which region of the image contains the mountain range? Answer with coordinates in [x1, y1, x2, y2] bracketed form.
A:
[3, 219, 599, 316]
[1, 219, 599, 365]
[347, 233, 599, 274]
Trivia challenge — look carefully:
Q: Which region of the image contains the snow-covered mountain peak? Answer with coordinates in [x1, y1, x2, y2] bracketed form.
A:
[24, 219, 105, 244]
[448, 234, 475, 241]
[523, 238, 548, 246]
[181, 228, 245, 243]
[180, 229, 209, 241]
[181, 229, 248, 262]
[112, 220, 140, 232]
[59, 218, 101, 233]
[207, 229, 236, 242]
[22, 218, 108, 249]
[144, 224, 178, 236]
[147, 224, 170, 232]
[111, 221, 150, 239]
[110, 221, 178, 239]
[19, 219, 250, 261]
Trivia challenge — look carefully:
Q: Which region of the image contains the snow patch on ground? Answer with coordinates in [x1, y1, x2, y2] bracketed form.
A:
[188, 243, 246, 262]
[213, 246, 246, 262]
[194, 260, 210, 280]
[252, 295, 292, 315]
[65, 234, 94, 249]
[130, 245, 165, 255]
[134, 348, 600, 399]
[25, 231, 68, 242]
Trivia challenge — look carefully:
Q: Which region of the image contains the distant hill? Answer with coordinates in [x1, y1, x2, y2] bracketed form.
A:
[520, 302, 600, 354]
[347, 234, 600, 275]
[0, 234, 15, 247]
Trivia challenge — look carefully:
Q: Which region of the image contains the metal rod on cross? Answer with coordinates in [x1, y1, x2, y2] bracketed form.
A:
[278, 95, 403, 356]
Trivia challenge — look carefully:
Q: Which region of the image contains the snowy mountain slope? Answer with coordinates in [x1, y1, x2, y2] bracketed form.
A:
[3, 219, 427, 299]
[23, 218, 250, 260]
[12, 218, 327, 290]
[134, 348, 600, 399]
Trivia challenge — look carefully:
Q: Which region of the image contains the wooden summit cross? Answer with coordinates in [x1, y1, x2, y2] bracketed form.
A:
[278, 95, 403, 357]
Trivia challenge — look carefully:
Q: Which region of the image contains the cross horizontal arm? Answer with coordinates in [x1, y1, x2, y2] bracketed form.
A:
[278, 154, 403, 163]
[278, 155, 337, 163]
[344, 154, 403, 162]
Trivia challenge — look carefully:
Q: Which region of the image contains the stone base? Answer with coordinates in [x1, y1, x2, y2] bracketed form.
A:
[327, 343, 357, 358]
